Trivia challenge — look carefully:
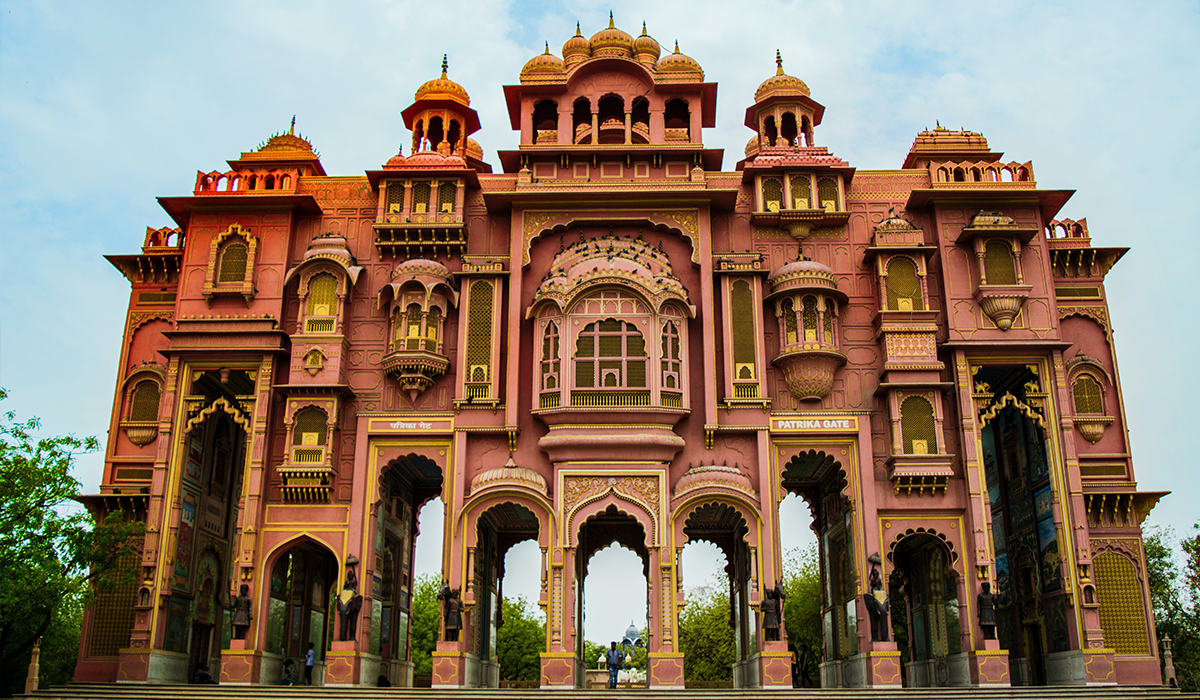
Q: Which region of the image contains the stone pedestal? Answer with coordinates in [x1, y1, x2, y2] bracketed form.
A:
[864, 641, 902, 687]
[432, 642, 467, 688]
[538, 652, 576, 688]
[970, 638, 1011, 686]
[648, 652, 685, 689]
[324, 640, 361, 687]
[1083, 648, 1116, 685]
[219, 639, 263, 685]
[757, 641, 792, 688]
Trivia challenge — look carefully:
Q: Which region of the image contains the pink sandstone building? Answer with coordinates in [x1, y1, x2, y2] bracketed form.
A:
[77, 18, 1164, 689]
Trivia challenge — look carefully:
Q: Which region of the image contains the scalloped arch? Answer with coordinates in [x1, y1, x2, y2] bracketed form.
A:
[521, 214, 699, 267]
[461, 491, 555, 550]
[567, 491, 656, 548]
[887, 526, 960, 566]
[184, 396, 252, 436]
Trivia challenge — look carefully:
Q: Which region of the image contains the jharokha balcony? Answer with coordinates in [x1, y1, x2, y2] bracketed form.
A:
[765, 258, 848, 401]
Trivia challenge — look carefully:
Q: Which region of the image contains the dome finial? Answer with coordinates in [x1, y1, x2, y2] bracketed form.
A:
[673, 40, 680, 54]
[544, 41, 550, 54]
[575, 21, 582, 36]
[289, 115, 295, 136]
[441, 54, 448, 78]
[776, 49, 784, 75]
[642, 20, 647, 36]
[608, 10, 614, 28]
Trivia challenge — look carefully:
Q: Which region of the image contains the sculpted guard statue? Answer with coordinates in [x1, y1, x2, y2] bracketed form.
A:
[336, 563, 363, 642]
[762, 579, 786, 642]
[437, 582, 463, 642]
[232, 583, 253, 640]
[977, 581, 997, 640]
[864, 558, 890, 642]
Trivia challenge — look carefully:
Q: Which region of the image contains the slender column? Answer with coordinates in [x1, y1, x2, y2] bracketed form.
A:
[624, 112, 632, 144]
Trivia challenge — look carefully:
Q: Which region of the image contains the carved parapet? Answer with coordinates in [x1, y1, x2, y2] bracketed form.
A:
[974, 284, 1031, 330]
[772, 347, 846, 401]
[886, 453, 954, 496]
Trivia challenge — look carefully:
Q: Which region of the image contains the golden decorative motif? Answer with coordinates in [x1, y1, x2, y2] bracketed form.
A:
[563, 474, 660, 542]
[521, 210, 700, 265]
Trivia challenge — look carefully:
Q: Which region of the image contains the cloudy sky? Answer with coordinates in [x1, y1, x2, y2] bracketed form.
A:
[2, 1, 1197, 645]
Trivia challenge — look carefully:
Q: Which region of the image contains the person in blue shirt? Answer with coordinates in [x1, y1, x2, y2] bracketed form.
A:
[605, 641, 624, 689]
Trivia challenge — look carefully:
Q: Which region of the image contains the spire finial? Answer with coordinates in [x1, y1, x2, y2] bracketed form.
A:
[673, 40, 680, 54]
[776, 49, 784, 75]
[575, 21, 582, 36]
[441, 54, 448, 78]
[642, 21, 647, 36]
[289, 115, 295, 135]
[544, 41, 550, 54]
[609, 10, 614, 28]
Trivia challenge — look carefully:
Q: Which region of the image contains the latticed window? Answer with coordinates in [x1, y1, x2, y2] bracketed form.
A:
[293, 407, 328, 445]
[761, 178, 783, 212]
[385, 182, 404, 213]
[306, 274, 337, 316]
[661, 321, 681, 389]
[424, 307, 441, 352]
[900, 395, 936, 454]
[129, 380, 160, 422]
[983, 239, 1018, 285]
[790, 175, 811, 209]
[412, 181, 431, 214]
[885, 257, 924, 311]
[438, 180, 457, 213]
[574, 319, 647, 388]
[818, 177, 839, 211]
[541, 321, 560, 390]
[89, 551, 138, 656]
[731, 280, 756, 380]
[1073, 375, 1104, 415]
[404, 304, 423, 350]
[802, 296, 818, 342]
[1093, 551, 1149, 655]
[823, 298, 836, 340]
[466, 281, 494, 385]
[781, 298, 798, 345]
[218, 239, 248, 282]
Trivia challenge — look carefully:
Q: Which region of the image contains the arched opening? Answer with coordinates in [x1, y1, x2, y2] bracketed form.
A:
[891, 534, 962, 687]
[779, 492, 820, 688]
[382, 453, 445, 686]
[532, 100, 558, 144]
[578, 505, 649, 689]
[598, 94, 625, 144]
[664, 99, 690, 142]
[473, 502, 543, 687]
[573, 98, 592, 144]
[631, 97, 650, 143]
[447, 120, 461, 154]
[763, 116, 778, 147]
[679, 503, 752, 687]
[412, 119, 425, 153]
[780, 112, 798, 147]
[427, 117, 445, 152]
[262, 540, 337, 685]
[801, 115, 813, 146]
[781, 449, 855, 687]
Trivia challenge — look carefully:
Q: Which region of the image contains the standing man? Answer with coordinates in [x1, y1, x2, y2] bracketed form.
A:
[304, 642, 315, 685]
[605, 641, 624, 689]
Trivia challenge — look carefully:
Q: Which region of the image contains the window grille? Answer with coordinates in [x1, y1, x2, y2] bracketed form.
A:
[900, 395, 936, 454]
[129, 381, 160, 422]
[818, 177, 838, 211]
[424, 307, 441, 352]
[405, 305, 423, 350]
[886, 257, 924, 311]
[823, 298, 836, 340]
[1073, 375, 1104, 415]
[761, 178, 783, 212]
[385, 182, 404, 213]
[1093, 551, 1149, 655]
[781, 298, 798, 345]
[802, 296, 818, 341]
[89, 551, 138, 656]
[439, 180, 457, 213]
[790, 175, 811, 209]
[306, 274, 337, 317]
[292, 407, 328, 445]
[983, 239, 1018, 285]
[218, 240, 248, 282]
[661, 321, 681, 389]
[731, 280, 756, 379]
[412, 181, 431, 214]
[573, 320, 647, 390]
[541, 321, 560, 390]
[466, 282, 493, 391]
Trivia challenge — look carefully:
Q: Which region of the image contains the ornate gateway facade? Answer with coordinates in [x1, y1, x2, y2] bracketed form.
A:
[77, 18, 1163, 689]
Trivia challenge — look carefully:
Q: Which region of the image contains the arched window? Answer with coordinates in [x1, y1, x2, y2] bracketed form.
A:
[1073, 375, 1104, 415]
[305, 273, 338, 333]
[885, 257, 924, 311]
[574, 319, 647, 388]
[817, 177, 839, 212]
[427, 116, 444, 151]
[761, 178, 783, 212]
[661, 321, 681, 389]
[631, 97, 650, 143]
[983, 239, 1018, 285]
[781, 298, 798, 345]
[802, 295, 818, 341]
[1093, 551, 1149, 655]
[532, 100, 558, 144]
[763, 116, 778, 146]
[129, 381, 160, 422]
[780, 112, 798, 146]
[424, 307, 441, 352]
[466, 281, 494, 384]
[572, 98, 592, 143]
[664, 99, 690, 141]
[292, 407, 328, 447]
[403, 304, 423, 350]
[412, 181, 431, 214]
[731, 280, 756, 381]
[823, 298, 836, 340]
[218, 238, 248, 283]
[446, 120, 461, 154]
[541, 321, 560, 390]
[900, 395, 936, 455]
[790, 174, 811, 209]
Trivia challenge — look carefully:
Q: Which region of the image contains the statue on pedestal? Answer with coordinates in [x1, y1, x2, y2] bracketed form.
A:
[864, 557, 890, 642]
[336, 558, 363, 642]
[232, 583, 253, 640]
[762, 579, 786, 642]
[977, 581, 997, 640]
[438, 582, 463, 642]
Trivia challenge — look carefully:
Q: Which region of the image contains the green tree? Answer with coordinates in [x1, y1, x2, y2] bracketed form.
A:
[1145, 524, 1200, 691]
[497, 595, 544, 681]
[409, 573, 440, 676]
[783, 543, 822, 666]
[0, 389, 143, 697]
[583, 639, 608, 671]
[678, 577, 735, 681]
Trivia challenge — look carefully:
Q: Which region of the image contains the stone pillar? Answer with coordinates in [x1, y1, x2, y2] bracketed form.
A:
[539, 545, 576, 687]
[624, 112, 632, 144]
[24, 637, 40, 695]
[648, 547, 684, 688]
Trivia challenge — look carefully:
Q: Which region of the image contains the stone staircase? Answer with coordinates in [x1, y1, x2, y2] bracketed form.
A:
[23, 685, 1200, 700]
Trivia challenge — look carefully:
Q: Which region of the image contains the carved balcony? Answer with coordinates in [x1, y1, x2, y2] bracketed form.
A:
[381, 349, 450, 402]
[974, 284, 1032, 330]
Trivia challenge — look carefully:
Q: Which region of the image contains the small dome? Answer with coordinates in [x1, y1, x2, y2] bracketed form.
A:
[755, 50, 810, 102]
[590, 12, 634, 58]
[768, 257, 845, 300]
[415, 55, 470, 107]
[770, 258, 834, 281]
[656, 41, 703, 80]
[745, 135, 760, 158]
[522, 42, 565, 80]
[470, 455, 548, 495]
[303, 232, 353, 262]
[633, 22, 660, 64]
[393, 257, 453, 281]
[562, 22, 591, 65]
[465, 137, 484, 161]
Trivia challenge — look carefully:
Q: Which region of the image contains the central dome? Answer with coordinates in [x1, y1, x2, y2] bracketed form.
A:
[415, 55, 470, 107]
[755, 50, 810, 101]
[590, 12, 634, 57]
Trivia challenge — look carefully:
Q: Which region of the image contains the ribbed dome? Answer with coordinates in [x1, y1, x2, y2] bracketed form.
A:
[633, 22, 660, 65]
[465, 137, 484, 161]
[656, 41, 703, 79]
[521, 42, 565, 80]
[470, 455, 548, 495]
[415, 55, 470, 107]
[393, 257, 453, 281]
[562, 22, 591, 66]
[590, 12, 634, 57]
[745, 134, 760, 158]
[755, 50, 809, 102]
[768, 257, 845, 300]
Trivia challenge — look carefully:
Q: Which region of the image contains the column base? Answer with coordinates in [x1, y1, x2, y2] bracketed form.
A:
[539, 651, 576, 688]
[431, 646, 468, 688]
[1083, 648, 1116, 685]
[117, 648, 187, 683]
[324, 640, 362, 686]
[970, 640, 1011, 687]
[758, 648, 793, 689]
[648, 652, 684, 689]
[220, 640, 263, 685]
[865, 642, 902, 688]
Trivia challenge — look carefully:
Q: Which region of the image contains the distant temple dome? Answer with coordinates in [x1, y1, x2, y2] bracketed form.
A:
[656, 41, 703, 80]
[562, 22, 591, 65]
[755, 50, 810, 101]
[633, 23, 660, 65]
[589, 12, 634, 57]
[414, 55, 470, 107]
[521, 43, 566, 80]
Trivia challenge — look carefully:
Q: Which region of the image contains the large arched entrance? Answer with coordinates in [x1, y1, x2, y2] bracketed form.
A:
[890, 532, 963, 687]
[260, 539, 338, 684]
[470, 501, 541, 687]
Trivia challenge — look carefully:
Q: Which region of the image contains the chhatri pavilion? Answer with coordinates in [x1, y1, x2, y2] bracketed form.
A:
[77, 16, 1163, 689]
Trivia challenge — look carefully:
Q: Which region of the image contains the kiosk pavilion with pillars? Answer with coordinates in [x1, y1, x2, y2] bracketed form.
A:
[78, 16, 1164, 690]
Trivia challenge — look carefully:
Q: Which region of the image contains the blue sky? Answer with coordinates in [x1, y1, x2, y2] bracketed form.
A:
[2, 0, 1198, 644]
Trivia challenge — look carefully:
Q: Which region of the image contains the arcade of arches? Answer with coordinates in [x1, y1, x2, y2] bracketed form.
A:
[80, 14, 1160, 692]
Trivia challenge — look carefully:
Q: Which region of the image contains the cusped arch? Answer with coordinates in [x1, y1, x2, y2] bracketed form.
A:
[461, 493, 555, 551]
[522, 215, 700, 266]
[670, 494, 760, 552]
[886, 526, 960, 567]
[184, 396, 252, 437]
[567, 491, 657, 548]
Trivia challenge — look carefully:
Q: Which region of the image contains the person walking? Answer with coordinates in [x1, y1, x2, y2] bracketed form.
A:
[304, 642, 315, 685]
[605, 641, 624, 689]
[798, 643, 813, 688]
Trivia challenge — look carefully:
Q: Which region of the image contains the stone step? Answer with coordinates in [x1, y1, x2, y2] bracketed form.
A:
[24, 685, 1200, 700]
